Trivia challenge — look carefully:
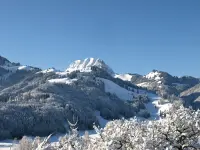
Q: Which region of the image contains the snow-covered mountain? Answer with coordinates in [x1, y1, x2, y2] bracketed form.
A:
[0, 55, 198, 140]
[66, 58, 114, 75]
[180, 83, 200, 109]
[126, 70, 200, 99]
[145, 70, 163, 81]
[0, 56, 40, 82]
[0, 55, 38, 72]
[0, 56, 153, 140]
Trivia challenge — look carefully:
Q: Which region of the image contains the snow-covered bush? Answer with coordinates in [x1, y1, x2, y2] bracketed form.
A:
[16, 103, 200, 150]
[101, 104, 200, 150]
[13, 136, 34, 150]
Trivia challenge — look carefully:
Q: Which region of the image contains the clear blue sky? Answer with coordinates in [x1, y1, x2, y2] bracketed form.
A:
[0, 0, 200, 77]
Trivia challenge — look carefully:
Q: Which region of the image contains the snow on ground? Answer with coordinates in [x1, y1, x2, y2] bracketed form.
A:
[2, 63, 35, 72]
[18, 65, 34, 71]
[98, 78, 136, 101]
[0, 64, 38, 82]
[146, 93, 172, 119]
[0, 140, 15, 150]
[45, 111, 108, 144]
[137, 81, 163, 89]
[0, 111, 109, 150]
[0, 76, 172, 149]
[0, 130, 99, 150]
[97, 78, 167, 118]
[0, 92, 172, 150]
[40, 68, 58, 74]
[152, 100, 172, 113]
[48, 78, 77, 85]
[0, 147, 11, 150]
[0, 146, 12, 150]
[43, 111, 108, 144]
[55, 71, 69, 76]
[145, 93, 161, 120]
[114, 74, 133, 81]
[137, 82, 151, 88]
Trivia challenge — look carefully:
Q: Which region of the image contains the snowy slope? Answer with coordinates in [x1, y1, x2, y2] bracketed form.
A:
[0, 141, 14, 150]
[0, 55, 36, 73]
[137, 82, 163, 89]
[114, 74, 133, 81]
[2, 65, 35, 72]
[146, 93, 172, 119]
[18, 65, 35, 71]
[0, 58, 38, 81]
[97, 78, 136, 101]
[137, 82, 151, 88]
[40, 68, 59, 74]
[48, 78, 77, 85]
[66, 58, 114, 75]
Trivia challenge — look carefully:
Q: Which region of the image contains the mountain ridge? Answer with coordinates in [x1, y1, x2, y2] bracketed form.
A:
[0, 55, 199, 99]
[0, 55, 199, 139]
[0, 55, 151, 139]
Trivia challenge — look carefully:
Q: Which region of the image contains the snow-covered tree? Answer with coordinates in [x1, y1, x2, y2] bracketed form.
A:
[15, 103, 200, 150]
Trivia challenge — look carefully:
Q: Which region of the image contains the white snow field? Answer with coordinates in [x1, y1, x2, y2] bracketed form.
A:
[114, 74, 133, 81]
[48, 78, 78, 85]
[98, 77, 172, 119]
[17, 65, 34, 71]
[137, 82, 152, 88]
[40, 68, 58, 74]
[146, 93, 172, 119]
[97, 78, 137, 101]
[0, 141, 15, 150]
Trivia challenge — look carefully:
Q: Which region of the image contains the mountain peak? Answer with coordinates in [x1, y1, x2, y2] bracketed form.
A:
[0, 55, 11, 66]
[145, 70, 163, 81]
[66, 58, 114, 75]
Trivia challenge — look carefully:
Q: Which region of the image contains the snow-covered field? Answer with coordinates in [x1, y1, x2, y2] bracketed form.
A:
[0, 141, 15, 150]
[146, 93, 172, 119]
[114, 74, 133, 81]
[48, 78, 78, 85]
[98, 78, 137, 101]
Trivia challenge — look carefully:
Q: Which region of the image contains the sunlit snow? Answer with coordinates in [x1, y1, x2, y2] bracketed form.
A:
[114, 74, 133, 81]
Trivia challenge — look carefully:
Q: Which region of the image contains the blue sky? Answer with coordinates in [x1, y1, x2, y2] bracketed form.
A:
[0, 0, 199, 77]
